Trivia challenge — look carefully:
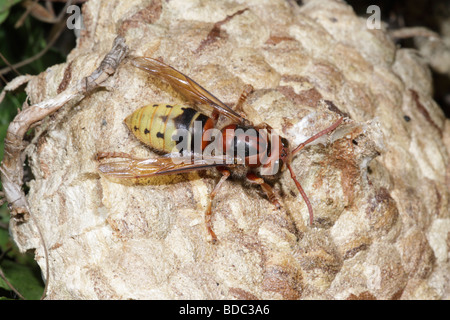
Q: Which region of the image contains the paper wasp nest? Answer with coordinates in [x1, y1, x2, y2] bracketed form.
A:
[12, 0, 450, 299]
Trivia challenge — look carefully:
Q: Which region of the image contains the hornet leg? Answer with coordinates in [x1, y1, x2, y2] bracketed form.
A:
[205, 167, 231, 242]
[246, 172, 281, 209]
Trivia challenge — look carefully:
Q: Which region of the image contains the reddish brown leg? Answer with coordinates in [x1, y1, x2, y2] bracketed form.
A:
[246, 172, 281, 209]
[205, 167, 231, 242]
[292, 117, 343, 155]
[210, 84, 253, 125]
[287, 164, 314, 226]
[234, 84, 254, 114]
[210, 110, 220, 125]
[288, 117, 343, 226]
[96, 151, 141, 161]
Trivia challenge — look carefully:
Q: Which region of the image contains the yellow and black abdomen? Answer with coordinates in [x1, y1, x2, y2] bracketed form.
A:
[124, 104, 214, 154]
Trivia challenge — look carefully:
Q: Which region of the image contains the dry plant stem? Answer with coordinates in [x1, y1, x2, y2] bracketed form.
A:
[15, 0, 39, 29]
[1, 35, 128, 218]
[1, 0, 73, 75]
[0, 75, 35, 105]
[16, 0, 74, 27]
[1, 18, 66, 75]
[0, 166, 50, 300]
[389, 27, 440, 40]
[0, 268, 24, 299]
[0, 36, 128, 298]
[0, 52, 21, 77]
[0, 248, 26, 300]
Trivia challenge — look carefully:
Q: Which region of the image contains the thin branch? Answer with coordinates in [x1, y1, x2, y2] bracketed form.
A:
[0, 74, 35, 105]
[0, 73, 8, 86]
[0, 248, 26, 300]
[1, 0, 74, 75]
[0, 23, 64, 75]
[0, 52, 21, 77]
[2, 34, 128, 218]
[389, 27, 440, 40]
[15, 0, 39, 29]
[0, 36, 128, 299]
[0, 165, 48, 300]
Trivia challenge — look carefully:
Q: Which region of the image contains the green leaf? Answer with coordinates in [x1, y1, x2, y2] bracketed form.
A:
[0, 9, 8, 24]
[0, 227, 9, 249]
[0, 0, 22, 12]
[0, 258, 44, 300]
[0, 0, 21, 25]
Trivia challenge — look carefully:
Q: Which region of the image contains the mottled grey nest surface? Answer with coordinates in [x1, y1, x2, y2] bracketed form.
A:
[10, 0, 450, 299]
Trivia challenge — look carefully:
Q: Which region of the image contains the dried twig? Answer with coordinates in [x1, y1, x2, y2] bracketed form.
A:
[0, 52, 21, 77]
[1, 36, 128, 218]
[15, 0, 39, 28]
[16, 0, 75, 27]
[0, 247, 26, 300]
[0, 267, 24, 299]
[0, 1, 72, 76]
[0, 36, 128, 298]
[389, 27, 440, 40]
[0, 75, 35, 105]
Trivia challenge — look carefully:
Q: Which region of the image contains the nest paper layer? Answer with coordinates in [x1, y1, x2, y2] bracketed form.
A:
[11, 0, 450, 299]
